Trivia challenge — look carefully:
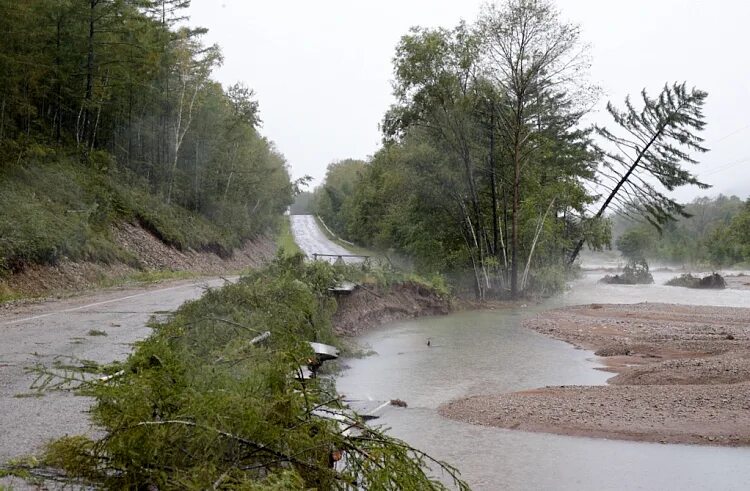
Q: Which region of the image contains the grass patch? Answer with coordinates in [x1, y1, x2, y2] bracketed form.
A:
[96, 270, 199, 289]
[0, 283, 20, 303]
[276, 216, 302, 257]
[87, 329, 107, 337]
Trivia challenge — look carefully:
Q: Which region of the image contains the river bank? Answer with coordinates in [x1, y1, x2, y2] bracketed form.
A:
[440, 302, 750, 446]
[332, 282, 451, 336]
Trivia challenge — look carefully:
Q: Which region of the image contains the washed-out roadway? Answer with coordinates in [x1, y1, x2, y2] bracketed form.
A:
[0, 277, 231, 466]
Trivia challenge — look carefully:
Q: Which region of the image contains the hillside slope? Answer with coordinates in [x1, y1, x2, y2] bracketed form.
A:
[0, 156, 281, 302]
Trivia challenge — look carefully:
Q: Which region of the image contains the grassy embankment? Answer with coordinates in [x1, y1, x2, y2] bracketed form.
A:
[10, 255, 466, 490]
[0, 150, 284, 303]
[276, 215, 302, 257]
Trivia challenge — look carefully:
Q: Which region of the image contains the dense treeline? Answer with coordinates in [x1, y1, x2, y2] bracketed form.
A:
[311, 159, 366, 233]
[0, 0, 293, 272]
[616, 195, 750, 267]
[313, 0, 708, 299]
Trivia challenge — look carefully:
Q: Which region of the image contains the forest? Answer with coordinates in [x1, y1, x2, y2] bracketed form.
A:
[309, 1, 722, 299]
[614, 195, 750, 267]
[0, 0, 294, 274]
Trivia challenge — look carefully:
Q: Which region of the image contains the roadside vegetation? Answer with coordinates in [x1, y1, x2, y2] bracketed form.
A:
[30, 255, 467, 490]
[0, 1, 295, 277]
[276, 216, 302, 257]
[310, 1, 713, 300]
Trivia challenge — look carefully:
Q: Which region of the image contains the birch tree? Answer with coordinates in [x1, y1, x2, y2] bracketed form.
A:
[166, 28, 221, 204]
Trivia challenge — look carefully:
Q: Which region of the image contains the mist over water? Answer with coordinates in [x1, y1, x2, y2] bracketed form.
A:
[337, 268, 750, 490]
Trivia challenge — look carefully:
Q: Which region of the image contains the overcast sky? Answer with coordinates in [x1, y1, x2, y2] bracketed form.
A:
[187, 0, 750, 201]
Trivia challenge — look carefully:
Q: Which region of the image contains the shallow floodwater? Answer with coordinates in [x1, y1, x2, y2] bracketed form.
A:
[336, 271, 750, 490]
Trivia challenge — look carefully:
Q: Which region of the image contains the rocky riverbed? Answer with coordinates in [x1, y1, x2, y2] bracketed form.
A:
[440, 302, 750, 446]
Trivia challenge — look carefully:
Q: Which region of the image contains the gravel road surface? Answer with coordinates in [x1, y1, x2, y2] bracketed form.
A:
[0, 278, 231, 466]
[289, 215, 360, 263]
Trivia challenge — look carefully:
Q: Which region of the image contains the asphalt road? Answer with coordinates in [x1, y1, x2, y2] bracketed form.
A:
[0, 277, 231, 468]
[0, 217, 352, 480]
[289, 215, 360, 263]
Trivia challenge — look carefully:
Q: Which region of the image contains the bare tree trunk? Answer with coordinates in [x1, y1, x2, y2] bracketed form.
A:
[167, 78, 199, 204]
[82, 0, 98, 149]
[54, 12, 63, 143]
[489, 105, 499, 258]
[0, 95, 5, 141]
[510, 131, 520, 299]
[521, 198, 555, 291]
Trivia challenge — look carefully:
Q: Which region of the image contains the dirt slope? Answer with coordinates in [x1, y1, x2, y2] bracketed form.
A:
[332, 282, 451, 336]
[1, 222, 276, 300]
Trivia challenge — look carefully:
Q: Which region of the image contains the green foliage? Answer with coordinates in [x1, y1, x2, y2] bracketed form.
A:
[276, 216, 302, 257]
[616, 228, 654, 262]
[317, 2, 600, 299]
[0, 155, 126, 273]
[613, 195, 749, 266]
[43, 256, 467, 490]
[707, 199, 750, 266]
[311, 159, 367, 237]
[0, 0, 293, 274]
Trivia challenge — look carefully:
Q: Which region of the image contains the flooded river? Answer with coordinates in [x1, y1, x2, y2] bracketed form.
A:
[336, 270, 750, 490]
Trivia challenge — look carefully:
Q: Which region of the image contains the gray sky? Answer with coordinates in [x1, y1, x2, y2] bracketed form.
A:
[187, 0, 750, 201]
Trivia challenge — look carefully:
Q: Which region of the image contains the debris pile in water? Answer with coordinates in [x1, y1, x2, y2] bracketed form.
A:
[600, 259, 654, 285]
[666, 272, 726, 289]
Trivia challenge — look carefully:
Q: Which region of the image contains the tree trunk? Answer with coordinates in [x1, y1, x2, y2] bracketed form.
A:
[521, 198, 555, 291]
[489, 105, 499, 258]
[54, 12, 62, 143]
[510, 132, 521, 299]
[83, 0, 97, 149]
[567, 124, 665, 265]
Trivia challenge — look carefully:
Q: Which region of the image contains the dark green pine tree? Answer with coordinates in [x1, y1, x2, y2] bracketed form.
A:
[569, 82, 710, 264]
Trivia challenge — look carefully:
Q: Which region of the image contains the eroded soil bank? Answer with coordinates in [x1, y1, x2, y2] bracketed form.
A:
[332, 282, 451, 336]
[440, 303, 750, 446]
[0, 222, 276, 302]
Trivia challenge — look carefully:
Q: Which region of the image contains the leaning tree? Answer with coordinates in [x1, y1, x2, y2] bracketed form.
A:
[569, 82, 710, 264]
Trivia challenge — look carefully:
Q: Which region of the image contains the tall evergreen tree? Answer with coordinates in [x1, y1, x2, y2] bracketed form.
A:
[568, 83, 709, 264]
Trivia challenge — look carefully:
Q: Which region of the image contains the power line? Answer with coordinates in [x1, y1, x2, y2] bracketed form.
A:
[702, 156, 750, 177]
[708, 123, 750, 145]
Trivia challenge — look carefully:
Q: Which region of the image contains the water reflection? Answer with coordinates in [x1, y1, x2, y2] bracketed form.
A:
[336, 271, 750, 490]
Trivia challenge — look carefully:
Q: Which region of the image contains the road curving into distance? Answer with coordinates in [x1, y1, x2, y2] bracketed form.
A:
[289, 214, 362, 264]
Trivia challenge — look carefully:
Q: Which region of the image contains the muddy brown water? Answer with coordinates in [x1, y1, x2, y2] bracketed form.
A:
[336, 270, 750, 490]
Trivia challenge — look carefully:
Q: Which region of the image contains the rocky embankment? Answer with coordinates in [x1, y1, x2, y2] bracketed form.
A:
[440, 303, 750, 446]
[332, 282, 451, 336]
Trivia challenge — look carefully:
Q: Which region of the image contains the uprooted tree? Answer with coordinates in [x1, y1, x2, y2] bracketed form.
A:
[26, 256, 469, 490]
[569, 82, 710, 264]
